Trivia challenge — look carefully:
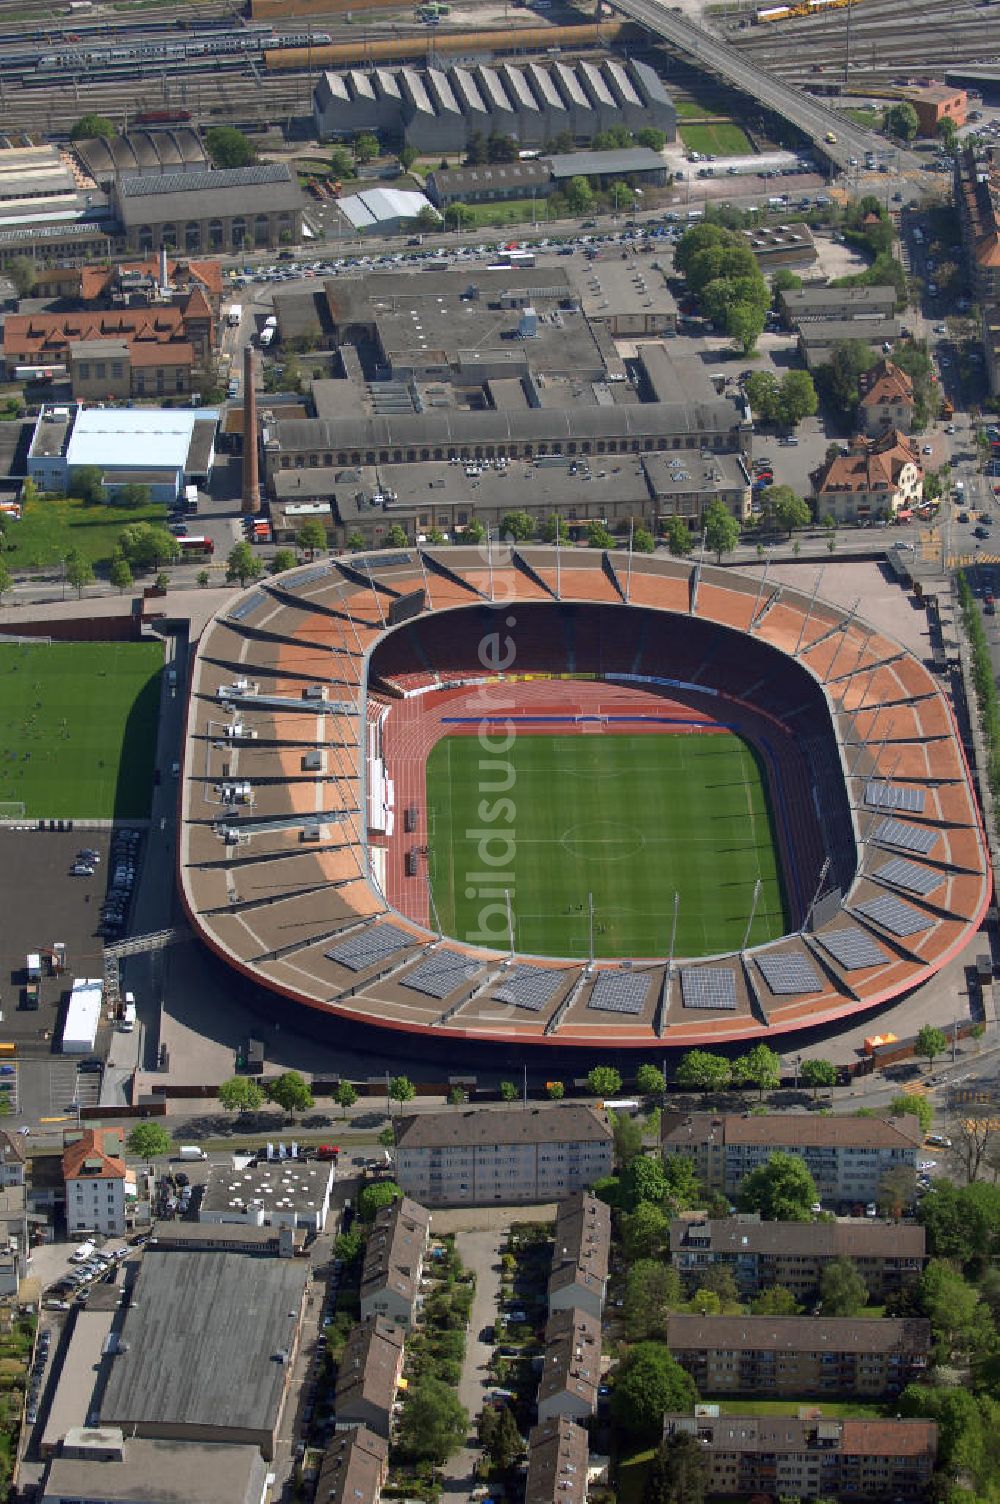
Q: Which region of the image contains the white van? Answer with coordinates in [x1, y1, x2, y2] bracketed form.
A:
[121, 993, 136, 1032]
[178, 1145, 208, 1161]
[70, 1241, 96, 1264]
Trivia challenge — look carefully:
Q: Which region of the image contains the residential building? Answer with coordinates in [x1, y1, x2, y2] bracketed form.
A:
[40, 1436, 269, 1504]
[857, 358, 916, 435]
[663, 1408, 938, 1500]
[548, 1192, 611, 1318]
[2, 305, 202, 397]
[98, 1248, 309, 1460]
[334, 1318, 406, 1439]
[112, 164, 304, 255]
[797, 318, 900, 370]
[315, 1427, 389, 1504]
[394, 1106, 613, 1207]
[360, 1196, 430, 1328]
[525, 1417, 590, 1504]
[902, 82, 967, 136]
[809, 429, 924, 524]
[0, 1185, 28, 1297]
[63, 1129, 135, 1237]
[779, 284, 897, 327]
[198, 1159, 333, 1233]
[669, 1217, 926, 1301]
[0, 1129, 26, 1188]
[33, 255, 223, 328]
[955, 145, 1000, 395]
[537, 1307, 601, 1423]
[660, 1113, 919, 1204]
[665, 1314, 930, 1397]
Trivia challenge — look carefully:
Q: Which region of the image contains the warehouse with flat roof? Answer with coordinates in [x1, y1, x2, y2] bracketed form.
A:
[27, 403, 218, 501]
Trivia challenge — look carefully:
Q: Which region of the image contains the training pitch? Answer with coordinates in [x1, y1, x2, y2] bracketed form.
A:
[0, 641, 162, 819]
[426, 731, 789, 959]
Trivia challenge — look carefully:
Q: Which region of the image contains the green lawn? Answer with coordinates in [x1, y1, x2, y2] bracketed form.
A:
[679, 122, 755, 156]
[4, 495, 169, 573]
[0, 641, 163, 817]
[846, 108, 880, 129]
[617, 1447, 656, 1504]
[426, 731, 788, 959]
[458, 197, 548, 228]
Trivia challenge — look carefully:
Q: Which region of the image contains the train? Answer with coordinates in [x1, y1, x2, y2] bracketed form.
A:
[33, 28, 331, 73]
[755, 0, 863, 21]
[264, 19, 625, 70]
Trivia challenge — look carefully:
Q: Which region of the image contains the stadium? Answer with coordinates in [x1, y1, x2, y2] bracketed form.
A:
[178, 546, 990, 1062]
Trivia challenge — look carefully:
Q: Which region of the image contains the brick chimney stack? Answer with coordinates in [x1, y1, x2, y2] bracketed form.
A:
[241, 342, 260, 516]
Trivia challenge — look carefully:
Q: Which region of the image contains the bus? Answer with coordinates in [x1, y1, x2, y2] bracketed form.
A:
[177, 535, 214, 557]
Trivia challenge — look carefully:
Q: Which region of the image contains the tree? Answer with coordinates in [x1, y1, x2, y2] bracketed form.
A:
[117, 483, 151, 510]
[587, 521, 614, 549]
[918, 1259, 987, 1354]
[800, 1057, 837, 1099]
[635, 1063, 665, 1098]
[611, 1342, 697, 1438]
[566, 175, 595, 214]
[662, 1155, 701, 1209]
[385, 524, 409, 548]
[71, 465, 105, 505]
[465, 131, 487, 166]
[614, 1114, 644, 1169]
[444, 202, 474, 230]
[358, 1180, 403, 1222]
[463, 519, 486, 544]
[540, 513, 569, 543]
[271, 548, 297, 575]
[119, 523, 179, 571]
[633, 526, 656, 555]
[888, 1093, 933, 1136]
[268, 1070, 314, 1117]
[70, 113, 115, 140]
[546, 1080, 565, 1100]
[415, 205, 441, 232]
[196, 569, 210, 588]
[751, 1284, 800, 1315]
[6, 256, 36, 298]
[330, 145, 356, 180]
[663, 515, 692, 557]
[397, 144, 418, 172]
[499, 510, 535, 543]
[397, 1376, 467, 1464]
[154, 571, 170, 592]
[620, 1154, 668, 1213]
[739, 1150, 818, 1220]
[218, 1075, 265, 1114]
[109, 555, 133, 595]
[389, 1074, 416, 1111]
[819, 1256, 868, 1315]
[126, 1123, 172, 1158]
[352, 132, 380, 165]
[735, 1043, 781, 1100]
[727, 300, 767, 355]
[676, 1049, 731, 1092]
[884, 101, 919, 140]
[644, 1433, 709, 1504]
[587, 1065, 622, 1098]
[226, 541, 264, 586]
[771, 267, 802, 299]
[486, 133, 518, 164]
[296, 519, 327, 558]
[777, 369, 819, 428]
[500, 1080, 519, 1102]
[816, 340, 875, 419]
[879, 1164, 917, 1218]
[744, 371, 780, 423]
[426, 527, 445, 545]
[916, 1024, 948, 1070]
[697, 1263, 740, 1306]
[765, 484, 811, 535]
[206, 125, 256, 168]
[621, 1201, 670, 1262]
[65, 552, 94, 598]
[635, 126, 667, 151]
[335, 1081, 358, 1117]
[704, 499, 740, 564]
[953, 1117, 997, 1186]
[937, 116, 959, 153]
[623, 1261, 681, 1341]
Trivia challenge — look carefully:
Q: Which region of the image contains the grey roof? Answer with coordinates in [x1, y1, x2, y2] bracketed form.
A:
[539, 1308, 601, 1412]
[781, 284, 897, 311]
[428, 160, 550, 195]
[348, 69, 376, 102]
[448, 66, 488, 114]
[335, 1317, 405, 1420]
[99, 1249, 309, 1435]
[669, 1217, 926, 1259]
[667, 1313, 931, 1356]
[547, 147, 666, 179]
[602, 60, 642, 108]
[500, 64, 539, 112]
[199, 1159, 331, 1218]
[41, 1439, 268, 1504]
[798, 318, 901, 344]
[360, 1196, 430, 1312]
[426, 69, 461, 116]
[399, 67, 433, 115]
[525, 63, 565, 112]
[116, 164, 301, 225]
[628, 57, 674, 109]
[552, 63, 590, 109]
[475, 65, 512, 113]
[577, 62, 615, 109]
[269, 398, 745, 455]
[526, 1419, 589, 1504]
[396, 1105, 612, 1150]
[661, 1110, 920, 1151]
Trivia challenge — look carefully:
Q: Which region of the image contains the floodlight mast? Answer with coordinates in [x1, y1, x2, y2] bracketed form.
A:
[793, 567, 824, 655]
[588, 891, 595, 967]
[625, 519, 633, 605]
[741, 878, 762, 954]
[666, 891, 680, 979]
[801, 855, 831, 935]
[424, 871, 443, 939]
[505, 888, 515, 958]
[749, 556, 770, 633]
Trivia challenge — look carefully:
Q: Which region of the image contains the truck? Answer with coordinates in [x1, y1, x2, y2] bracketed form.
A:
[120, 992, 136, 1032]
[184, 484, 199, 514]
[227, 304, 242, 328]
[177, 535, 214, 557]
[316, 1144, 340, 1162]
[178, 1145, 208, 1161]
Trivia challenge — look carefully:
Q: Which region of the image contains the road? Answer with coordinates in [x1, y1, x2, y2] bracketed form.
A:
[439, 1229, 504, 1504]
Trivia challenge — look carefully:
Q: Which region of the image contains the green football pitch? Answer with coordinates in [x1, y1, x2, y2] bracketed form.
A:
[0, 641, 163, 819]
[426, 731, 789, 959]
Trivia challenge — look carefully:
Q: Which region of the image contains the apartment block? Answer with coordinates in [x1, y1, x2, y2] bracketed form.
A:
[548, 1192, 611, 1318]
[669, 1216, 926, 1302]
[525, 1418, 590, 1504]
[360, 1197, 430, 1328]
[62, 1129, 135, 1237]
[315, 1426, 389, 1504]
[394, 1106, 613, 1207]
[666, 1315, 930, 1398]
[537, 1307, 601, 1424]
[334, 1318, 405, 1439]
[661, 1113, 918, 1204]
[663, 1409, 938, 1500]
[955, 145, 1000, 395]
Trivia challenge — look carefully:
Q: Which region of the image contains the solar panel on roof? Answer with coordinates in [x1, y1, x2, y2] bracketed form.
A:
[874, 818, 939, 856]
[402, 952, 483, 1000]
[588, 973, 651, 1015]
[353, 553, 410, 569]
[865, 782, 926, 813]
[325, 923, 413, 972]
[492, 967, 562, 1012]
[756, 952, 822, 996]
[229, 592, 267, 623]
[876, 857, 942, 897]
[817, 926, 887, 971]
[858, 895, 934, 937]
[680, 968, 738, 1011]
[293, 564, 336, 588]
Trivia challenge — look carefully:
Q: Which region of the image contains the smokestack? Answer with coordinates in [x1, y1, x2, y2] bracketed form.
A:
[242, 343, 260, 516]
[159, 246, 168, 288]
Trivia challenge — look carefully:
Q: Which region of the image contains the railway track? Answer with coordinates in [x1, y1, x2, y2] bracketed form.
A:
[0, 69, 325, 133]
[728, 0, 1000, 75]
